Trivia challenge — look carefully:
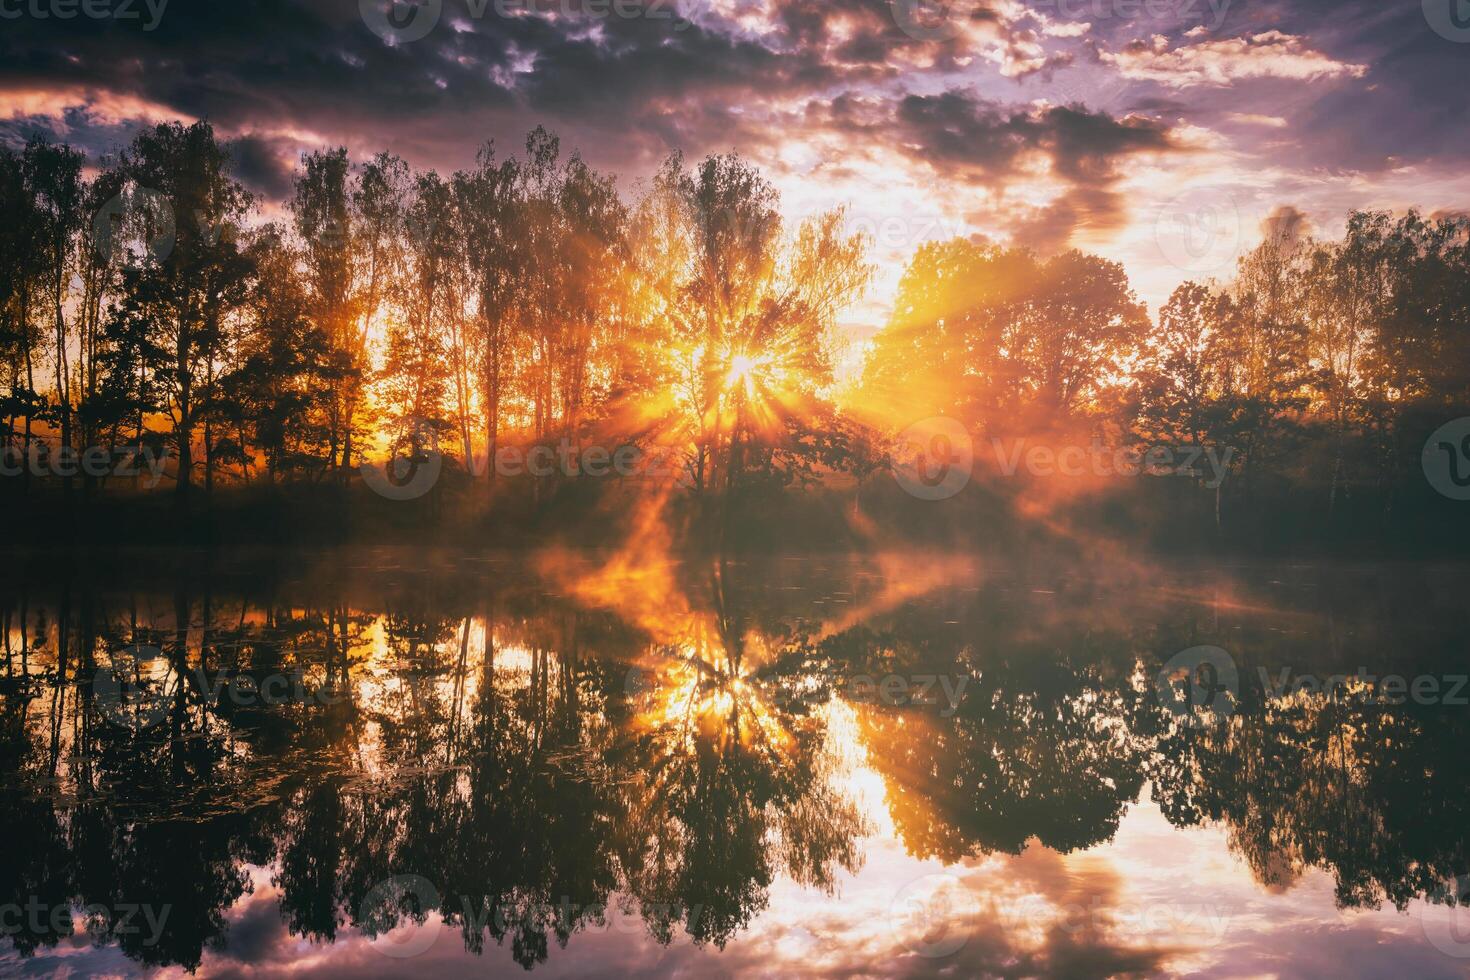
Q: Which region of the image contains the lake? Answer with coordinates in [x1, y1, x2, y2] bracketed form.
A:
[2, 548, 1469, 977]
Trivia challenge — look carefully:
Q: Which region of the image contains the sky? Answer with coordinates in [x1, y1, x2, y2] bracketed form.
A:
[3, 0, 1468, 333]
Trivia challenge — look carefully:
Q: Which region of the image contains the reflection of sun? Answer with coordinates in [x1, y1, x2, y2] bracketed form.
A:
[630, 635, 793, 753]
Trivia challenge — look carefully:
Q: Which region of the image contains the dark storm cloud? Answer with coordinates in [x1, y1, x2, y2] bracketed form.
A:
[893, 91, 1043, 179]
[1, 0, 1461, 278]
[1041, 103, 1172, 179]
[1011, 185, 1130, 252]
[0, 0, 1054, 183]
[1260, 203, 1312, 249]
[511, 15, 804, 115]
[0, 0, 519, 163]
[882, 91, 1175, 246]
[820, 90, 1172, 185]
[0, 0, 798, 172]
[226, 133, 297, 198]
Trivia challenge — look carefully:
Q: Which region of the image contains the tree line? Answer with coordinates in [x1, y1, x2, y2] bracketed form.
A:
[3, 120, 1468, 536]
[862, 209, 1470, 528]
[0, 121, 870, 513]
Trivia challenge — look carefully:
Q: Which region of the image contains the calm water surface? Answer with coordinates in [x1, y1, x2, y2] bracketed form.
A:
[2, 549, 1469, 978]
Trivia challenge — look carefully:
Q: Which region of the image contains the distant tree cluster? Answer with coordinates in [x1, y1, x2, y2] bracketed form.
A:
[862, 211, 1470, 524]
[1133, 210, 1470, 517]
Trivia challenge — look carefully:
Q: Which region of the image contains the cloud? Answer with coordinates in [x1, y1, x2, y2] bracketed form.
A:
[875, 93, 1175, 250]
[0, 85, 186, 127]
[834, 91, 1173, 186]
[225, 134, 299, 199]
[1099, 30, 1368, 88]
[1260, 203, 1311, 251]
[2, 0, 1466, 321]
[1225, 113, 1287, 128]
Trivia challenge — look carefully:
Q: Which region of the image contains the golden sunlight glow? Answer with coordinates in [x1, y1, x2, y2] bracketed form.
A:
[725, 353, 762, 391]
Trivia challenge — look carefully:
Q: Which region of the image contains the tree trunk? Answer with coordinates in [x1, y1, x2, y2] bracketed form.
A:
[175, 381, 192, 515]
[53, 285, 72, 500]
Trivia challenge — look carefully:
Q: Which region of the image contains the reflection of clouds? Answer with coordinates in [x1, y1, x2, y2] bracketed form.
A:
[1197, 921, 1470, 980]
[11, 560, 1470, 976]
[0, 943, 147, 978]
[124, 807, 1406, 978]
[194, 776, 1229, 978]
[195, 882, 300, 974]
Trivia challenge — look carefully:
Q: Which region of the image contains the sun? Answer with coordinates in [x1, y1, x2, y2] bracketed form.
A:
[726, 353, 761, 392]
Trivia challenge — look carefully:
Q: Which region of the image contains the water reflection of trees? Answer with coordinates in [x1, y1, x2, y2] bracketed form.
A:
[1, 564, 1468, 970]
